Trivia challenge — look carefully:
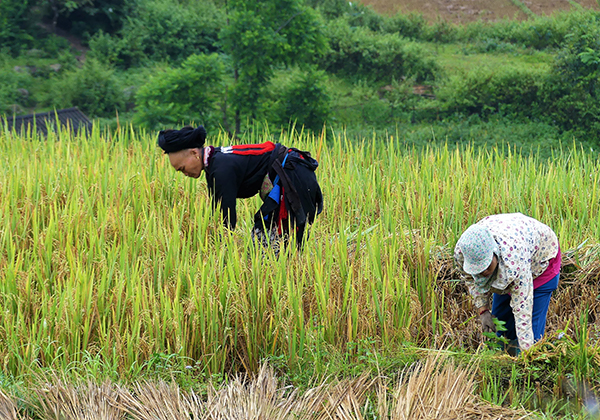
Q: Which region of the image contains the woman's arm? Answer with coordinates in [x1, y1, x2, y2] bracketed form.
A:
[209, 168, 239, 230]
[508, 273, 535, 350]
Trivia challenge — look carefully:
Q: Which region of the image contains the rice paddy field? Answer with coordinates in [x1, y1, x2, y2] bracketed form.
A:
[0, 125, 599, 419]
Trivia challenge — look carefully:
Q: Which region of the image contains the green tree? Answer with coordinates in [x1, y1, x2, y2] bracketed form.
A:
[0, 0, 36, 55]
[134, 53, 225, 130]
[275, 67, 330, 132]
[219, 0, 327, 135]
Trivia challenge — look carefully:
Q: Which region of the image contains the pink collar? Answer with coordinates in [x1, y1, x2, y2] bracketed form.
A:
[203, 146, 213, 169]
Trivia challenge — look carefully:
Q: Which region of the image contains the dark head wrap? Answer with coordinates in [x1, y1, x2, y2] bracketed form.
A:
[158, 125, 207, 154]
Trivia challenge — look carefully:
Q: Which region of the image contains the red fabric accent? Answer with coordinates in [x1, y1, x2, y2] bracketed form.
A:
[479, 307, 489, 316]
[230, 141, 276, 156]
[277, 187, 288, 236]
[533, 245, 562, 289]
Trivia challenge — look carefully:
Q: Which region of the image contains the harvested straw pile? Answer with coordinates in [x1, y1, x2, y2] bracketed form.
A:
[376, 355, 530, 420]
[29, 379, 124, 420]
[99, 364, 374, 420]
[0, 388, 24, 420]
[6, 357, 529, 420]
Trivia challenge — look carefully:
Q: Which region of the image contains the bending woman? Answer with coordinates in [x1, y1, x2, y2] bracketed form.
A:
[158, 125, 323, 250]
[454, 213, 561, 354]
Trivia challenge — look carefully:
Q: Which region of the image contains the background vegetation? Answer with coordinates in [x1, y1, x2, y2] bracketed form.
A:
[2, 0, 600, 151]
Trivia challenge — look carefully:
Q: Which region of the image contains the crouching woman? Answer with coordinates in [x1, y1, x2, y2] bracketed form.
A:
[454, 213, 561, 355]
[158, 125, 323, 251]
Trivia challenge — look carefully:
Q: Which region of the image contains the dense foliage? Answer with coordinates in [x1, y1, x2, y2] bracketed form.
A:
[0, 0, 36, 55]
[47, 58, 125, 117]
[219, 0, 328, 133]
[321, 19, 438, 82]
[89, 0, 224, 67]
[542, 17, 600, 138]
[270, 66, 331, 131]
[134, 53, 225, 129]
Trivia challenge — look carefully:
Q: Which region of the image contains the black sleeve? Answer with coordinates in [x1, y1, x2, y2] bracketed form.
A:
[210, 167, 239, 229]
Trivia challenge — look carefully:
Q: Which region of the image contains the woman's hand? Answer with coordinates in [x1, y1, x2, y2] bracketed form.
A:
[479, 310, 496, 333]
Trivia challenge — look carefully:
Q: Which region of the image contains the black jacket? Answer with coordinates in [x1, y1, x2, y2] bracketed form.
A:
[205, 142, 323, 239]
[205, 142, 275, 229]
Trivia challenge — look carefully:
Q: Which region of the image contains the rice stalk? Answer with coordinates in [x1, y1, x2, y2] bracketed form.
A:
[9, 360, 538, 419]
[117, 364, 374, 420]
[115, 380, 204, 420]
[0, 388, 28, 420]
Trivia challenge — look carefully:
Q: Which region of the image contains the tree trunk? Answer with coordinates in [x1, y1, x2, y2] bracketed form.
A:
[221, 88, 231, 138]
[52, 5, 59, 32]
[234, 67, 240, 137]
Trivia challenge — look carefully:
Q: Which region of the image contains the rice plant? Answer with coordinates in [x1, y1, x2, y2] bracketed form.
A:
[0, 123, 598, 408]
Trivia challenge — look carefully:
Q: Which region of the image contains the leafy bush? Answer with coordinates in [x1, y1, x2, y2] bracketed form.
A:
[91, 0, 224, 68]
[424, 18, 459, 43]
[0, 67, 36, 114]
[38, 34, 74, 58]
[87, 30, 127, 66]
[436, 66, 544, 119]
[271, 67, 331, 132]
[133, 53, 225, 130]
[459, 11, 597, 50]
[321, 19, 438, 83]
[341, 2, 386, 32]
[382, 12, 428, 40]
[540, 18, 600, 140]
[47, 58, 125, 117]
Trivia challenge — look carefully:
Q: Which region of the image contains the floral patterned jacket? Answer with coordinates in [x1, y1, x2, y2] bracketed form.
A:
[454, 213, 559, 350]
